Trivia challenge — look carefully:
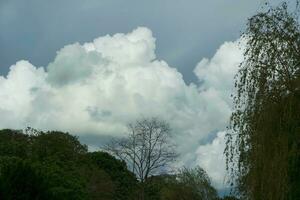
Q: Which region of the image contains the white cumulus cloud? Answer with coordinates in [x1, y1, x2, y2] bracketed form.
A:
[0, 27, 244, 190]
[196, 131, 227, 190]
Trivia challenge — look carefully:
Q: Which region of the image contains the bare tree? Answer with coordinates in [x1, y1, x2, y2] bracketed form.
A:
[105, 117, 177, 183]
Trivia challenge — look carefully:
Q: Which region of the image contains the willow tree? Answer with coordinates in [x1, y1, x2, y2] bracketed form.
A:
[225, 2, 300, 200]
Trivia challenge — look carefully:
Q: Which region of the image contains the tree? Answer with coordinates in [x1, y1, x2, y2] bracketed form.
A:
[0, 129, 113, 200]
[161, 167, 218, 200]
[0, 129, 30, 158]
[0, 157, 49, 200]
[88, 152, 137, 200]
[80, 163, 115, 200]
[142, 167, 218, 200]
[225, 1, 300, 199]
[106, 117, 177, 183]
[30, 130, 88, 163]
[105, 117, 177, 200]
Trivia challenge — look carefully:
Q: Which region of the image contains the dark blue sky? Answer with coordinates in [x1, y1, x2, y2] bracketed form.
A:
[0, 0, 279, 83]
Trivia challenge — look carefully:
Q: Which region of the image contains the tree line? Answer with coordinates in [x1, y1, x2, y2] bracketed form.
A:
[0, 123, 234, 200]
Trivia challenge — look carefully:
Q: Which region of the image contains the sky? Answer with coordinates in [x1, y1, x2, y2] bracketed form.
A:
[0, 0, 275, 83]
[0, 0, 283, 194]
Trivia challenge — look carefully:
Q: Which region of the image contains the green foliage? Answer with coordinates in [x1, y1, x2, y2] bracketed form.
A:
[0, 157, 49, 200]
[226, 1, 300, 199]
[39, 161, 88, 199]
[88, 152, 137, 200]
[176, 167, 218, 200]
[0, 129, 136, 200]
[81, 164, 115, 200]
[30, 130, 88, 162]
[0, 129, 30, 158]
[0, 156, 88, 200]
[160, 167, 218, 200]
[144, 175, 167, 200]
[143, 167, 218, 200]
[0, 128, 220, 199]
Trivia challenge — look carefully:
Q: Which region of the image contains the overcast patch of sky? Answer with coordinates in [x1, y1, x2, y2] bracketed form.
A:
[0, 0, 277, 83]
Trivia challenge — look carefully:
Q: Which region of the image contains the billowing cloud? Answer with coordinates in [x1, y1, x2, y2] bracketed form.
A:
[194, 40, 244, 105]
[0, 27, 244, 189]
[195, 131, 227, 190]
